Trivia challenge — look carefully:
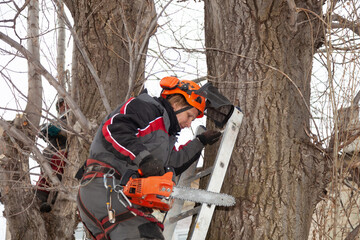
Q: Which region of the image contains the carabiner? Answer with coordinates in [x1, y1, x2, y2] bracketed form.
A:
[103, 168, 115, 189]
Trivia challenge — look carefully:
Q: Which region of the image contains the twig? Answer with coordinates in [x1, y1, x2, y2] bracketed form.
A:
[332, 14, 360, 37]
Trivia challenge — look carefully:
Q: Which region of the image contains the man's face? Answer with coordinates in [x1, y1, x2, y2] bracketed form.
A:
[172, 104, 198, 129]
[58, 102, 67, 115]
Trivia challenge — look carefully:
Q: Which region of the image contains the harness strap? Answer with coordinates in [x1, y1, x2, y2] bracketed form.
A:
[127, 207, 164, 231]
[82, 166, 121, 181]
[77, 191, 108, 240]
[82, 159, 122, 181]
[78, 192, 138, 239]
[174, 105, 193, 115]
[78, 159, 164, 237]
[101, 211, 135, 232]
[86, 159, 114, 168]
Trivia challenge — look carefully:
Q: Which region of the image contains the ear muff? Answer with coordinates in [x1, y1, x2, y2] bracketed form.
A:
[160, 76, 180, 90]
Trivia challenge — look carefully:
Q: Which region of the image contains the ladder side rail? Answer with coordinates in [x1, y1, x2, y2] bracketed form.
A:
[163, 126, 206, 239]
[188, 109, 243, 240]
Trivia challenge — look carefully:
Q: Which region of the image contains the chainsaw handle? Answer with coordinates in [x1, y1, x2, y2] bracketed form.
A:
[121, 166, 175, 186]
[120, 169, 139, 186]
[164, 166, 176, 183]
[164, 166, 174, 174]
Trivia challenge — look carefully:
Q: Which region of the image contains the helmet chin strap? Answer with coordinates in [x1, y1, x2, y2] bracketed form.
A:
[174, 106, 193, 115]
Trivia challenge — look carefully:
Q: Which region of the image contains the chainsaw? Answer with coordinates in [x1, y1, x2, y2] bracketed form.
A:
[122, 170, 235, 212]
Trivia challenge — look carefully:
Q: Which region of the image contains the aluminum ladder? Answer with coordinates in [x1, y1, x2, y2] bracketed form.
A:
[163, 107, 243, 240]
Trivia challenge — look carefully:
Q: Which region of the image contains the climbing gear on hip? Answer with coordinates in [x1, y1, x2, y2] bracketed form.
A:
[102, 168, 165, 230]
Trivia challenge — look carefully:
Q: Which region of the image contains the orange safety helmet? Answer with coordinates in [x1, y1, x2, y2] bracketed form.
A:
[160, 76, 206, 118]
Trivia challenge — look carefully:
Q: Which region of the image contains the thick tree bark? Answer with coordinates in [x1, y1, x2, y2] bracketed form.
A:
[46, 1, 156, 238]
[65, 0, 156, 120]
[203, 1, 328, 239]
[0, 125, 48, 240]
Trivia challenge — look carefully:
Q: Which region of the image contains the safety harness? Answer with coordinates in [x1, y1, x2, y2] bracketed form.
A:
[77, 160, 164, 240]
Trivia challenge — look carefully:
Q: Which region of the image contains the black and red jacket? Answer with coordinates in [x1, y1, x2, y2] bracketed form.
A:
[87, 92, 204, 176]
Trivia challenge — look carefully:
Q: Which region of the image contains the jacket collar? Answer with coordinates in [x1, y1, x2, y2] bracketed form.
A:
[156, 97, 181, 136]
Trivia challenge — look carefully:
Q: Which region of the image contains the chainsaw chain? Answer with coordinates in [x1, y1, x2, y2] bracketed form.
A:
[172, 187, 235, 207]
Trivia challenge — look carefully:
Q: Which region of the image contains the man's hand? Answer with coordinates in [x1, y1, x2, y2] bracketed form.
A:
[197, 130, 222, 145]
[138, 155, 165, 177]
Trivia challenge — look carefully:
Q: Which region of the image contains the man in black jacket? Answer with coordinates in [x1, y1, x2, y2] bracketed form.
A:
[77, 77, 221, 239]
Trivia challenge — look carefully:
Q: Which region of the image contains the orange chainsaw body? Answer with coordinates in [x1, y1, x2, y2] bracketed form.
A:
[123, 171, 175, 211]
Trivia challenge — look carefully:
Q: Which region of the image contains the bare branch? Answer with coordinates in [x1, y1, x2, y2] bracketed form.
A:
[353, 90, 360, 106]
[0, 0, 31, 29]
[56, 1, 66, 89]
[332, 14, 360, 36]
[0, 31, 92, 132]
[25, 0, 42, 127]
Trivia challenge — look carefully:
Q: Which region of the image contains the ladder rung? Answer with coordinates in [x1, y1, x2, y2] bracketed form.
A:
[168, 206, 201, 223]
[183, 167, 213, 184]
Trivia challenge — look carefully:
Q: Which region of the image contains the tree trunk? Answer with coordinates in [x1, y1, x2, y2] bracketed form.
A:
[203, 1, 329, 239]
[65, 0, 156, 120]
[0, 1, 156, 239]
[0, 124, 48, 239]
[25, 0, 42, 127]
[0, 127, 48, 240]
[47, 0, 156, 238]
[57, 2, 66, 90]
[1, 1, 47, 239]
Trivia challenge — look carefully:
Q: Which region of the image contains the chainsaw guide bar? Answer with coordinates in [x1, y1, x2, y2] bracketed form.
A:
[171, 186, 236, 207]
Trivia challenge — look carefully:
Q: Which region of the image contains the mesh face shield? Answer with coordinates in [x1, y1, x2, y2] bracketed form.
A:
[195, 83, 236, 128]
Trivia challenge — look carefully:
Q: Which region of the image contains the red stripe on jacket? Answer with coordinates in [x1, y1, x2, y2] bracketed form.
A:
[136, 117, 167, 137]
[120, 97, 134, 114]
[102, 114, 136, 160]
[102, 98, 136, 160]
[174, 140, 192, 151]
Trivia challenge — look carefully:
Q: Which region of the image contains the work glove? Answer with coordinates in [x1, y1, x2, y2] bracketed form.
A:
[197, 130, 222, 146]
[138, 155, 165, 177]
[40, 124, 61, 139]
[47, 124, 61, 136]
